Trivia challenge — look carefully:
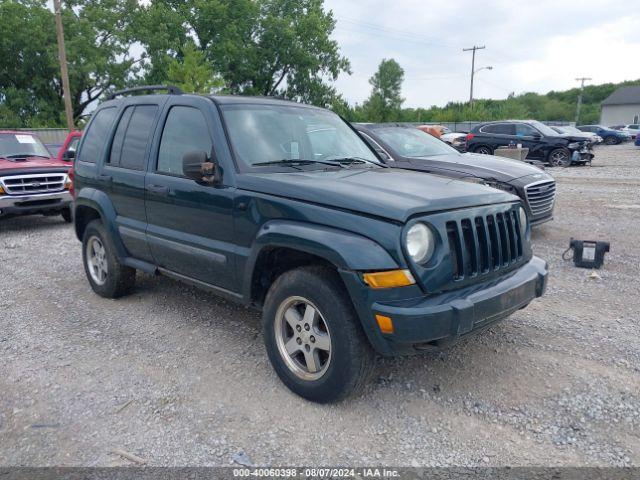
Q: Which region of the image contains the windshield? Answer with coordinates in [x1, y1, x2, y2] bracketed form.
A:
[0, 133, 51, 158]
[529, 121, 560, 137]
[221, 104, 380, 169]
[374, 127, 457, 157]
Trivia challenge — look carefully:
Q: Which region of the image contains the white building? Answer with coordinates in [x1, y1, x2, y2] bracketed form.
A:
[600, 86, 640, 126]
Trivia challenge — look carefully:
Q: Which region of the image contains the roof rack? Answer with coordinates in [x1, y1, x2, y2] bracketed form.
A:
[106, 85, 183, 101]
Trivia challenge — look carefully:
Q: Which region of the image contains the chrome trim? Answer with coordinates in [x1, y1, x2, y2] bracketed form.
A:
[524, 179, 556, 217]
[0, 190, 71, 209]
[0, 172, 67, 195]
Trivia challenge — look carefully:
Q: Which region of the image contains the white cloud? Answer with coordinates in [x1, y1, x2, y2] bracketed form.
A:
[324, 0, 640, 107]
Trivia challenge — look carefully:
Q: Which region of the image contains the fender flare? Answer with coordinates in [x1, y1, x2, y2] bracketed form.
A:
[242, 220, 400, 299]
[73, 188, 128, 259]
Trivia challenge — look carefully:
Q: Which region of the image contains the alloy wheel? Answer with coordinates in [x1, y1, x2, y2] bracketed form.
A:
[550, 149, 570, 167]
[274, 296, 332, 381]
[86, 236, 108, 285]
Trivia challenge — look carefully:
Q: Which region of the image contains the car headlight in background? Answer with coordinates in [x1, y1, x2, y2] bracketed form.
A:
[518, 207, 528, 235]
[567, 142, 581, 149]
[406, 223, 435, 264]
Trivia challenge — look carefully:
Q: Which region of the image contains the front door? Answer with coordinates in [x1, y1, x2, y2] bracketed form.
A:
[144, 98, 237, 292]
[514, 123, 544, 160]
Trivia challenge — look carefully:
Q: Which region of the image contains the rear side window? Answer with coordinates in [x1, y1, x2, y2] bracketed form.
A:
[77, 107, 116, 163]
[157, 106, 212, 176]
[109, 105, 158, 170]
[482, 123, 514, 135]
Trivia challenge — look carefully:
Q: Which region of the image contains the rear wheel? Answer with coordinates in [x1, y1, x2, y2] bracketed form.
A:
[604, 136, 619, 145]
[82, 220, 135, 298]
[474, 145, 493, 155]
[549, 148, 571, 167]
[263, 266, 374, 403]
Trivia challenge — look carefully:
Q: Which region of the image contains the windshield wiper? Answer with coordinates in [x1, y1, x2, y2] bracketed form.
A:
[326, 156, 387, 168]
[3, 153, 50, 159]
[253, 159, 346, 168]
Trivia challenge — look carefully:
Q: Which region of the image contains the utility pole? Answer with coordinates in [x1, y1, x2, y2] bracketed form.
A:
[463, 45, 485, 108]
[54, 0, 74, 131]
[574, 77, 592, 125]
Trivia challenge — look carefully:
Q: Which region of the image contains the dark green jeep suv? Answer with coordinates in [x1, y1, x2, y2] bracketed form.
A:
[72, 86, 548, 403]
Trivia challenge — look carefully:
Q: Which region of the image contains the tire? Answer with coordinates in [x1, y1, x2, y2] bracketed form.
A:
[82, 219, 135, 298]
[61, 208, 72, 223]
[474, 145, 493, 155]
[548, 148, 572, 167]
[604, 136, 619, 145]
[262, 266, 375, 403]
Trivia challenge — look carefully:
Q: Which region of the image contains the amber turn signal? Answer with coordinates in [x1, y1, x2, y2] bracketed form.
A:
[375, 314, 395, 334]
[363, 269, 415, 289]
[0, 185, 4, 195]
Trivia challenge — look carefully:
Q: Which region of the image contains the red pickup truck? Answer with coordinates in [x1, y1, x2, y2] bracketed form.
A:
[0, 130, 77, 222]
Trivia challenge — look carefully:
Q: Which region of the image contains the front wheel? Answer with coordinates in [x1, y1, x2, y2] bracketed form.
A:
[549, 148, 572, 167]
[61, 208, 72, 223]
[604, 136, 619, 145]
[263, 266, 375, 403]
[474, 146, 493, 155]
[82, 220, 136, 298]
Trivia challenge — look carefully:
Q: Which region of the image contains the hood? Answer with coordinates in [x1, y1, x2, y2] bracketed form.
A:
[0, 155, 70, 172]
[237, 167, 517, 223]
[406, 152, 544, 183]
[554, 134, 591, 143]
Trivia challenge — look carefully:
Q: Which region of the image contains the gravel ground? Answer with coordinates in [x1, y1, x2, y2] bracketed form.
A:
[1, 143, 639, 467]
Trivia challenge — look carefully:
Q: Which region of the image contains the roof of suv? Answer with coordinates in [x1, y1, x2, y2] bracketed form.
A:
[101, 91, 323, 110]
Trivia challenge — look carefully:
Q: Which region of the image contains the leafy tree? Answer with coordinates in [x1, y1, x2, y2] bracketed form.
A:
[362, 59, 404, 122]
[166, 44, 223, 94]
[0, 0, 138, 127]
[135, 0, 350, 107]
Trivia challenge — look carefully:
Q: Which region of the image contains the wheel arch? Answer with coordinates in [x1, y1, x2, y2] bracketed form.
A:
[73, 188, 128, 259]
[244, 220, 400, 307]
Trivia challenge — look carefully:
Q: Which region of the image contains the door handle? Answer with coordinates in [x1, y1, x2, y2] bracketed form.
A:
[147, 184, 169, 196]
[98, 174, 112, 182]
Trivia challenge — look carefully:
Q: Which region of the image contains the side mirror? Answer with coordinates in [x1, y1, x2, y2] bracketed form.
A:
[182, 150, 218, 184]
[62, 150, 75, 161]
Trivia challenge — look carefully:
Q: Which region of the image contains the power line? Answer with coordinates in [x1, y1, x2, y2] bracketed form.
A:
[335, 16, 457, 49]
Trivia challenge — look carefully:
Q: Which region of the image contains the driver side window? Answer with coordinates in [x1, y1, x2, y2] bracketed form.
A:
[157, 106, 212, 176]
[515, 124, 538, 136]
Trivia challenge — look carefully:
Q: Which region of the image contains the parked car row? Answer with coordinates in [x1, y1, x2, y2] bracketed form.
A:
[465, 120, 595, 167]
[610, 124, 639, 139]
[53, 86, 549, 403]
[577, 125, 632, 144]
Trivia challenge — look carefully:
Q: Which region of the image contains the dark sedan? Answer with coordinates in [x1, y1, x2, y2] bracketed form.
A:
[355, 124, 556, 226]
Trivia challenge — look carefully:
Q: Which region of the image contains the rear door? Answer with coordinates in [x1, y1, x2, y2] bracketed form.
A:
[479, 123, 515, 148]
[144, 96, 237, 291]
[100, 99, 164, 261]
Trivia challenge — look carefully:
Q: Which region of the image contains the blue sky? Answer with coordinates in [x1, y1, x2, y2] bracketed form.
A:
[325, 0, 640, 107]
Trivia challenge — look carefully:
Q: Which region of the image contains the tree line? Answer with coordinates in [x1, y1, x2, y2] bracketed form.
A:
[0, 0, 637, 128]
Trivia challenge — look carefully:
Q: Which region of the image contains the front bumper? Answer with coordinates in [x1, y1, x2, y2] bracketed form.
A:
[342, 256, 548, 356]
[0, 190, 71, 217]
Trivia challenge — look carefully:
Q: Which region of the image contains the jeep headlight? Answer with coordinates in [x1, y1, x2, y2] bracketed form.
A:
[406, 223, 435, 264]
[518, 207, 528, 235]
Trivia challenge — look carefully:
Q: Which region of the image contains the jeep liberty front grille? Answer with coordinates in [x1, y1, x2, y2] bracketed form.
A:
[0, 173, 66, 195]
[446, 208, 523, 280]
